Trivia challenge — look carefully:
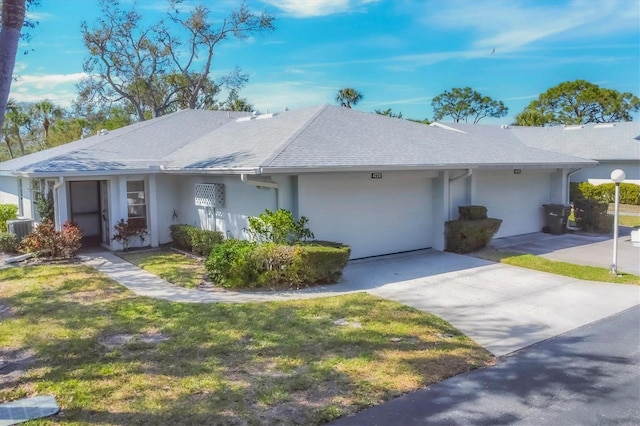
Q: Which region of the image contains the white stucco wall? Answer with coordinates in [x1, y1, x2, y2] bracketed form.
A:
[571, 161, 640, 185]
[155, 174, 179, 244]
[298, 171, 435, 259]
[0, 175, 20, 208]
[174, 175, 283, 240]
[473, 169, 554, 238]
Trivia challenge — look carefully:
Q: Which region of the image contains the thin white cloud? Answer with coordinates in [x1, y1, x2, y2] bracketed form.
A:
[10, 72, 88, 106]
[242, 80, 334, 111]
[261, 0, 380, 17]
[425, 0, 639, 53]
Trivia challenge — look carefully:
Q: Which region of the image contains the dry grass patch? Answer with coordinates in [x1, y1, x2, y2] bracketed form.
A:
[0, 264, 493, 425]
[119, 248, 205, 288]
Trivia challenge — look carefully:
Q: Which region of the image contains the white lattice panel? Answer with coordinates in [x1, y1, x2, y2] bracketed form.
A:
[195, 183, 225, 207]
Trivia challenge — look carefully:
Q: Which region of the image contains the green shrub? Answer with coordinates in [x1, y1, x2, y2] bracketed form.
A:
[295, 242, 351, 285]
[247, 209, 314, 244]
[573, 199, 613, 233]
[205, 239, 350, 289]
[21, 220, 82, 259]
[571, 182, 640, 205]
[445, 218, 502, 254]
[0, 232, 18, 253]
[169, 224, 193, 251]
[189, 227, 224, 257]
[206, 239, 258, 287]
[0, 204, 18, 232]
[458, 205, 488, 220]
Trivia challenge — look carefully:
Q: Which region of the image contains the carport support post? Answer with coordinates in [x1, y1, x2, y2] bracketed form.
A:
[610, 169, 625, 275]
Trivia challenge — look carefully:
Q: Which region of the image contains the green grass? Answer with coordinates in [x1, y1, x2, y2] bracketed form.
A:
[618, 215, 640, 227]
[476, 249, 640, 285]
[119, 249, 205, 288]
[0, 265, 493, 425]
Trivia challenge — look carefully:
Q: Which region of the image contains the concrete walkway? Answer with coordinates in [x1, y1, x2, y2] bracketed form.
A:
[81, 249, 640, 357]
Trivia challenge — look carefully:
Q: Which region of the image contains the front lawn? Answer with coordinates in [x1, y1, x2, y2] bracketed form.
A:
[119, 248, 205, 288]
[0, 265, 493, 425]
[476, 249, 640, 285]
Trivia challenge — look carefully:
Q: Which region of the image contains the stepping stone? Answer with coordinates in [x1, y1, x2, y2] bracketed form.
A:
[0, 396, 59, 425]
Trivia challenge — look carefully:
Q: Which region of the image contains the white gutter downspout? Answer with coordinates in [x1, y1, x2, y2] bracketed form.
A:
[448, 169, 473, 220]
[241, 174, 280, 210]
[53, 176, 65, 229]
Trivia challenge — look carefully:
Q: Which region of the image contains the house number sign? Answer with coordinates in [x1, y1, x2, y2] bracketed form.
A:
[371, 172, 383, 179]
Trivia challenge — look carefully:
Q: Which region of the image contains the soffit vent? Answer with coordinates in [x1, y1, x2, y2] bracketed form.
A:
[195, 183, 225, 207]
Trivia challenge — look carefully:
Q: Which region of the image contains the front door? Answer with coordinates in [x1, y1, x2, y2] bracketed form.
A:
[69, 181, 102, 246]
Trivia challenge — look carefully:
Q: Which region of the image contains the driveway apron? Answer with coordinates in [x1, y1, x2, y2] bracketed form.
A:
[339, 250, 640, 356]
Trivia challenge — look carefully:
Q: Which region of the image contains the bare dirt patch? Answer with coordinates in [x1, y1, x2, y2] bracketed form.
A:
[100, 332, 170, 350]
[0, 348, 35, 387]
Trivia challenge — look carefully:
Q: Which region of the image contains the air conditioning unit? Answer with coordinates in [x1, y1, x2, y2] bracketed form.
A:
[7, 219, 34, 241]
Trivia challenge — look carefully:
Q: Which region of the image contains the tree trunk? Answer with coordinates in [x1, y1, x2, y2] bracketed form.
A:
[4, 135, 14, 158]
[0, 0, 27, 136]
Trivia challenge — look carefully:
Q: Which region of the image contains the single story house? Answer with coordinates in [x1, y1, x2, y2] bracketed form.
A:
[432, 121, 640, 185]
[0, 105, 596, 259]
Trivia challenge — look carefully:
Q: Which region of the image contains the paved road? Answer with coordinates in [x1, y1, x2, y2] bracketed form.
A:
[332, 305, 640, 425]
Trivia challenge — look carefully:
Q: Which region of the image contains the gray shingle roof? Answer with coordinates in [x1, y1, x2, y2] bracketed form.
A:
[261, 105, 594, 171]
[435, 121, 640, 161]
[1, 109, 241, 175]
[0, 105, 596, 177]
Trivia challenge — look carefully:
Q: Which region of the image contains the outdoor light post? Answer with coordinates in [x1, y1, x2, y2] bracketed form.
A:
[610, 169, 626, 275]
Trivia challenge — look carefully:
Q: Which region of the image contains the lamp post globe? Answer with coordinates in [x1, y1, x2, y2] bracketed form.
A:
[611, 169, 626, 183]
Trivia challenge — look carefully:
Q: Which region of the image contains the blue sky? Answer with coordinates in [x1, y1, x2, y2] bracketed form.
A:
[11, 0, 640, 123]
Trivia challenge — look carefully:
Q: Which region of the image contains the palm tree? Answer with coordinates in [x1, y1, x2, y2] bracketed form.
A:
[0, 0, 27, 136]
[336, 88, 363, 108]
[4, 99, 30, 155]
[32, 99, 63, 142]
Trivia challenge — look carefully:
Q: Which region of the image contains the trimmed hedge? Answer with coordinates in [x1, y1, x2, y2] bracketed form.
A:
[458, 205, 488, 221]
[573, 199, 613, 234]
[571, 182, 640, 205]
[169, 224, 224, 256]
[205, 240, 351, 289]
[445, 218, 502, 254]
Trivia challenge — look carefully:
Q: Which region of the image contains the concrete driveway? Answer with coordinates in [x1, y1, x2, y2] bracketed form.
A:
[491, 227, 639, 275]
[327, 248, 639, 357]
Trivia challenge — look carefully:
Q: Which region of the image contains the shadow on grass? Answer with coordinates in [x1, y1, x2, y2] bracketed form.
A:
[332, 306, 640, 425]
[0, 265, 493, 425]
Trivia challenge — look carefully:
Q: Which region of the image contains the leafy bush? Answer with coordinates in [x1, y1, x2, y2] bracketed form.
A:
[573, 199, 613, 233]
[169, 224, 224, 256]
[112, 218, 148, 251]
[247, 209, 314, 244]
[458, 205, 488, 220]
[0, 232, 18, 253]
[571, 182, 639, 205]
[205, 239, 258, 287]
[0, 204, 18, 232]
[205, 240, 350, 289]
[21, 220, 82, 259]
[36, 190, 54, 223]
[445, 218, 502, 254]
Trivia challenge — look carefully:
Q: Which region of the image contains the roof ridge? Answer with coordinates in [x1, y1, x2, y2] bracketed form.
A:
[259, 104, 330, 168]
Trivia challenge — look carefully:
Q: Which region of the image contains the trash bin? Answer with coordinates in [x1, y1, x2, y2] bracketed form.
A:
[542, 204, 572, 235]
